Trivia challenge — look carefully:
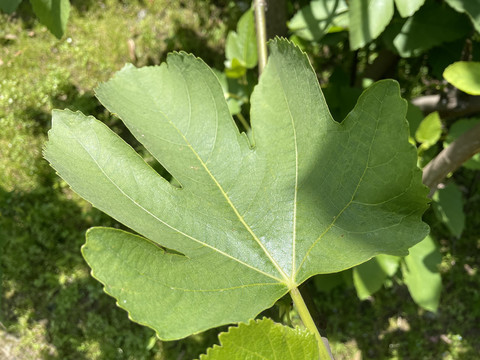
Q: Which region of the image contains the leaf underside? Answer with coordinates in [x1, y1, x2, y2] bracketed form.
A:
[44, 38, 429, 339]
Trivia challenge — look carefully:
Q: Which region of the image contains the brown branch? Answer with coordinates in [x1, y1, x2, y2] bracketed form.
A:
[422, 122, 480, 197]
[411, 93, 480, 120]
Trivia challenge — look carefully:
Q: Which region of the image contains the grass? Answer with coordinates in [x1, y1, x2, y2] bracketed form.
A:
[1, 1, 479, 359]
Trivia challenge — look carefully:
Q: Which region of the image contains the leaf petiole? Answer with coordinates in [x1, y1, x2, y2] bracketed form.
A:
[290, 287, 333, 360]
[235, 112, 250, 131]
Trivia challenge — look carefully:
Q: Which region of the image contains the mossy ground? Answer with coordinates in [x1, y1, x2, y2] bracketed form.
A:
[1, 1, 479, 359]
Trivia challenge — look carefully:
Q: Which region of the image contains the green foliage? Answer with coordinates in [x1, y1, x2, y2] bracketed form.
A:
[353, 255, 400, 300]
[349, 0, 394, 50]
[394, 0, 425, 18]
[415, 111, 442, 151]
[401, 235, 442, 313]
[225, 8, 257, 78]
[199, 318, 319, 360]
[443, 61, 480, 95]
[288, 0, 348, 42]
[0, 0, 71, 38]
[433, 182, 466, 238]
[30, 0, 71, 39]
[445, 0, 480, 32]
[45, 39, 429, 341]
[392, 1, 471, 57]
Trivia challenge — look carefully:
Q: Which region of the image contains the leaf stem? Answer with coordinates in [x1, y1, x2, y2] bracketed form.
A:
[236, 112, 250, 131]
[290, 287, 333, 360]
[254, 0, 268, 75]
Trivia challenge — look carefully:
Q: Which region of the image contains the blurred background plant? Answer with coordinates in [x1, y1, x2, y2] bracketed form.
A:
[1, 0, 479, 359]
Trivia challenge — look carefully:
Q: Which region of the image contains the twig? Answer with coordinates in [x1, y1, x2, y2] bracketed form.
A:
[254, 0, 268, 75]
[236, 113, 250, 132]
[423, 122, 480, 196]
[411, 93, 480, 120]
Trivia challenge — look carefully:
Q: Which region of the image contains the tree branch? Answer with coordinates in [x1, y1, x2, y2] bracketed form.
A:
[422, 122, 480, 196]
[411, 92, 480, 120]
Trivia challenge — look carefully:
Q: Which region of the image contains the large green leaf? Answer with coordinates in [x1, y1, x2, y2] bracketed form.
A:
[445, 0, 480, 33]
[443, 61, 480, 95]
[393, 1, 471, 57]
[199, 318, 319, 360]
[225, 9, 257, 73]
[288, 0, 349, 42]
[44, 39, 429, 339]
[402, 236, 442, 312]
[349, 0, 394, 50]
[30, 0, 70, 39]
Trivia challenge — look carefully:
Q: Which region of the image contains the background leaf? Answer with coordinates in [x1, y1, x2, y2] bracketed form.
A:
[443, 61, 480, 95]
[349, 0, 394, 50]
[288, 0, 348, 42]
[393, 1, 471, 57]
[394, 0, 425, 18]
[445, 0, 480, 33]
[353, 255, 400, 300]
[225, 9, 257, 70]
[30, 0, 70, 39]
[433, 182, 465, 238]
[45, 39, 429, 339]
[415, 111, 442, 150]
[198, 318, 319, 360]
[402, 236, 442, 312]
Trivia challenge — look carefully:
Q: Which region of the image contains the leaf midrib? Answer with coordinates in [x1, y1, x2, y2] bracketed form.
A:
[169, 67, 291, 284]
[63, 117, 283, 284]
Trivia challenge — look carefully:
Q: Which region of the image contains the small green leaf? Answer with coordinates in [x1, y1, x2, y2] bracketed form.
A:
[0, 0, 22, 13]
[443, 118, 480, 169]
[445, 0, 480, 33]
[394, 0, 425, 17]
[433, 183, 465, 238]
[349, 0, 394, 50]
[30, 0, 70, 39]
[45, 39, 429, 339]
[393, 1, 471, 57]
[415, 111, 442, 150]
[402, 236, 442, 312]
[443, 61, 480, 95]
[225, 58, 247, 79]
[288, 0, 348, 42]
[353, 254, 400, 300]
[225, 9, 257, 69]
[198, 318, 319, 360]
